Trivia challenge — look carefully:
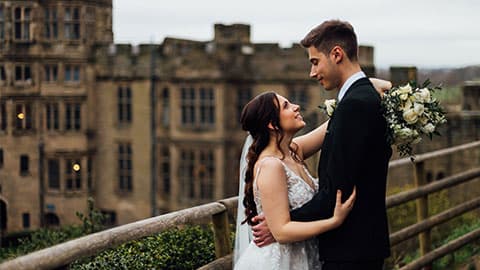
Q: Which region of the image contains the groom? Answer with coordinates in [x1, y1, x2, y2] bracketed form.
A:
[252, 20, 392, 270]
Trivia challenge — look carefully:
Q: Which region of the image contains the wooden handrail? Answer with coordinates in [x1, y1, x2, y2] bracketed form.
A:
[0, 200, 235, 270]
[389, 197, 480, 245]
[399, 228, 480, 270]
[388, 140, 480, 168]
[386, 167, 480, 208]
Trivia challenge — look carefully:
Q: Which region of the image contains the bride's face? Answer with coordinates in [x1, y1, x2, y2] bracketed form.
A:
[275, 94, 305, 133]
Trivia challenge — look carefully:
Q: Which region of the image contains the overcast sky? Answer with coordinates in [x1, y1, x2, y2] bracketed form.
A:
[113, 0, 479, 69]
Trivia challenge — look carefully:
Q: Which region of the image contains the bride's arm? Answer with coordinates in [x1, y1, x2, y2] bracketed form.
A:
[292, 120, 328, 160]
[256, 159, 355, 244]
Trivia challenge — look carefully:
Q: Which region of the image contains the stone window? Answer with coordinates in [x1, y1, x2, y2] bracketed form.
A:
[0, 7, 4, 41]
[13, 6, 31, 41]
[64, 65, 80, 83]
[48, 158, 60, 189]
[180, 86, 215, 128]
[101, 210, 117, 227]
[65, 102, 81, 131]
[118, 143, 133, 192]
[64, 7, 80, 40]
[161, 87, 169, 127]
[44, 7, 58, 39]
[45, 213, 59, 227]
[199, 87, 215, 125]
[159, 146, 170, 195]
[179, 148, 215, 202]
[15, 64, 32, 85]
[289, 86, 308, 111]
[15, 103, 32, 131]
[65, 159, 81, 191]
[46, 103, 59, 131]
[0, 101, 6, 131]
[117, 86, 132, 123]
[237, 87, 252, 123]
[44, 64, 58, 82]
[20, 154, 29, 175]
[0, 65, 5, 85]
[181, 87, 195, 125]
[22, 213, 30, 229]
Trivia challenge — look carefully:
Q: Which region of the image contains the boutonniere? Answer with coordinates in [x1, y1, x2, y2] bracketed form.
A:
[319, 99, 337, 118]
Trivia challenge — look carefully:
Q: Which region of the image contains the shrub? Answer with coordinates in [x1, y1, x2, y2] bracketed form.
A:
[70, 225, 216, 270]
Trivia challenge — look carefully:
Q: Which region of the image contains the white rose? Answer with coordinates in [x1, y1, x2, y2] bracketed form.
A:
[398, 84, 413, 94]
[399, 93, 409, 101]
[413, 103, 425, 116]
[403, 109, 418, 124]
[421, 123, 435, 133]
[419, 88, 431, 102]
[396, 127, 414, 139]
[324, 99, 336, 116]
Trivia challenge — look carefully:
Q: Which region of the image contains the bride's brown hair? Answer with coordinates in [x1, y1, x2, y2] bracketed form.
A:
[240, 91, 302, 226]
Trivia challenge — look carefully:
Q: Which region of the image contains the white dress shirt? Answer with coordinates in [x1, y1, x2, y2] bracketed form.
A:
[337, 71, 366, 102]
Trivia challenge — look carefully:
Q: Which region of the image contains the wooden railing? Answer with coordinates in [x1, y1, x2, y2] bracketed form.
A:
[1, 141, 479, 270]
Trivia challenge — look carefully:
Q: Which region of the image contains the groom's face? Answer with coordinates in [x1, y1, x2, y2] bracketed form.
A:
[307, 46, 338, 91]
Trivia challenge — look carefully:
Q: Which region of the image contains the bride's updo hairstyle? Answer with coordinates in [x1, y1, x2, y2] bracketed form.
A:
[240, 91, 301, 225]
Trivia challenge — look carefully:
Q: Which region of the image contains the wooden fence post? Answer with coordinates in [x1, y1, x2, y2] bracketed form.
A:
[413, 161, 431, 270]
[212, 207, 231, 259]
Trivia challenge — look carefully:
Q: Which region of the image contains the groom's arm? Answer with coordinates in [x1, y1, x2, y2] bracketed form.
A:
[290, 187, 331, 221]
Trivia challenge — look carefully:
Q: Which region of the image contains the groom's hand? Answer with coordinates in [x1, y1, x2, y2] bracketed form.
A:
[251, 214, 276, 247]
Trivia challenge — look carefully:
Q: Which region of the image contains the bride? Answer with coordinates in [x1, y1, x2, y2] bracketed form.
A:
[234, 79, 392, 269]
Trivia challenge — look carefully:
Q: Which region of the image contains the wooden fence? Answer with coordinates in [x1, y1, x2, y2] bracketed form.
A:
[1, 141, 479, 270]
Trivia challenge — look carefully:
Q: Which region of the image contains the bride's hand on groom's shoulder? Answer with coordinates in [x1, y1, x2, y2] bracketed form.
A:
[370, 78, 392, 98]
[251, 214, 276, 247]
[332, 187, 356, 227]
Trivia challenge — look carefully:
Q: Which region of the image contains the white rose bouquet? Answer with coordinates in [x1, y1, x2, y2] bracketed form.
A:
[382, 80, 447, 158]
[319, 80, 447, 159]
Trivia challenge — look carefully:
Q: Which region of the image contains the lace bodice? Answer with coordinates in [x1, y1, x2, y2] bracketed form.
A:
[234, 156, 321, 269]
[254, 156, 319, 214]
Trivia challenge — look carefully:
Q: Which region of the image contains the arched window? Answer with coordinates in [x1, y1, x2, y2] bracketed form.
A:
[436, 172, 445, 181]
[0, 199, 7, 231]
[44, 213, 60, 227]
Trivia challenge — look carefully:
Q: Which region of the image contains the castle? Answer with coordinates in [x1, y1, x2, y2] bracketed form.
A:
[0, 0, 478, 234]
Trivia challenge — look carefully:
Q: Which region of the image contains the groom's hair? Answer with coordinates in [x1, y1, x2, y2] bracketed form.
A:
[301, 20, 358, 62]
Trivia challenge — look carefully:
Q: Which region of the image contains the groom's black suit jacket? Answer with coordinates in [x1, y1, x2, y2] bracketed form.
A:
[290, 78, 392, 261]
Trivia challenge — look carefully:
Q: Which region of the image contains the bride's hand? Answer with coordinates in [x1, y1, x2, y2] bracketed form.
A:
[369, 78, 392, 98]
[332, 187, 356, 227]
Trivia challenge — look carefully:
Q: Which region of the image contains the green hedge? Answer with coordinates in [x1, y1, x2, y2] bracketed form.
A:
[71, 225, 216, 270]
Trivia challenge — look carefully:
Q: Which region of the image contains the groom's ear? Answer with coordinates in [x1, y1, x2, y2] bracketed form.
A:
[330, 46, 344, 64]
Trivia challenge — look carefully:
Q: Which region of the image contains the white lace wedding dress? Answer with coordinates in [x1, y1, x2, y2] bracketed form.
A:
[234, 157, 322, 270]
